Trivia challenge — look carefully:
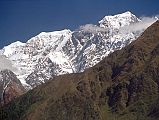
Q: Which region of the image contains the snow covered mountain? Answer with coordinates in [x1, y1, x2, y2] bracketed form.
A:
[99, 11, 139, 29]
[0, 11, 156, 89]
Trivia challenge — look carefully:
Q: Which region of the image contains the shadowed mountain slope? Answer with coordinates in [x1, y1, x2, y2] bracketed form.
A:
[1, 21, 159, 120]
[0, 70, 25, 106]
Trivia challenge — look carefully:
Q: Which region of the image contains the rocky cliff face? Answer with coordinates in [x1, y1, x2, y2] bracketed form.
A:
[1, 21, 159, 120]
[0, 70, 25, 105]
[0, 11, 154, 89]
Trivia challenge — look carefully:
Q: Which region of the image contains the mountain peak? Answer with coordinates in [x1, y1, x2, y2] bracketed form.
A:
[99, 11, 140, 29]
[119, 11, 134, 16]
[37, 29, 72, 36]
[1, 41, 25, 57]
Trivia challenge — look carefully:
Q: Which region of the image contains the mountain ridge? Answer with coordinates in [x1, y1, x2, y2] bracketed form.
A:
[1, 20, 159, 120]
[1, 11, 153, 89]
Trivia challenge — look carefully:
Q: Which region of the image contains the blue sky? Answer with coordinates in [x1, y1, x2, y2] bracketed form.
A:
[0, 0, 159, 48]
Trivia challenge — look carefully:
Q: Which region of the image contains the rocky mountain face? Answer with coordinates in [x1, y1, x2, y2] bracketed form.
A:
[0, 11, 150, 89]
[0, 70, 25, 105]
[1, 21, 159, 120]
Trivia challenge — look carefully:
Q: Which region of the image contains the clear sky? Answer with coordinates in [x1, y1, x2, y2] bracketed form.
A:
[0, 0, 159, 48]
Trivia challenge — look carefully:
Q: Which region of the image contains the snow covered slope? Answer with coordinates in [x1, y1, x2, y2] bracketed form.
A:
[99, 11, 140, 29]
[0, 11, 156, 89]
